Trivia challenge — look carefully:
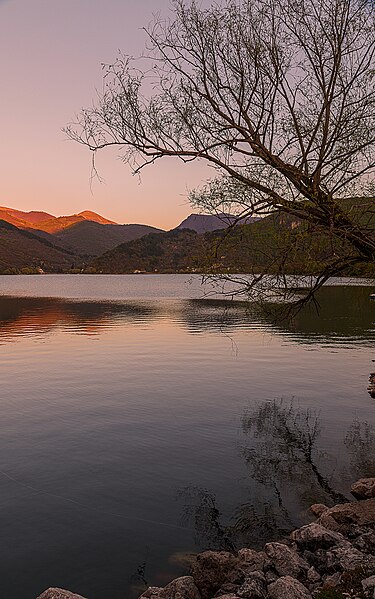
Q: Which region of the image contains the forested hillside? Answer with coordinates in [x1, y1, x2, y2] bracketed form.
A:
[91, 209, 375, 277]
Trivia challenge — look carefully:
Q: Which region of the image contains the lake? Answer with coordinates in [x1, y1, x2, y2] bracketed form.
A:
[0, 275, 374, 599]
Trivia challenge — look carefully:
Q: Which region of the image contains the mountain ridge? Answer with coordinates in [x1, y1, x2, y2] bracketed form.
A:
[1, 200, 373, 276]
[177, 212, 260, 233]
[0, 206, 119, 233]
[0, 205, 262, 236]
[0, 205, 166, 258]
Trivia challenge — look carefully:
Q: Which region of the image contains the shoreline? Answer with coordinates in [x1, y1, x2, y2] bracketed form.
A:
[37, 479, 375, 599]
[0, 271, 374, 281]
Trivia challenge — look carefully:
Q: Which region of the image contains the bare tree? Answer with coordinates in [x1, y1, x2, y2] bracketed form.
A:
[67, 0, 375, 299]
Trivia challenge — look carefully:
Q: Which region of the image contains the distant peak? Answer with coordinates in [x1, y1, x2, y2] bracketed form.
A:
[177, 212, 259, 234]
[78, 211, 117, 225]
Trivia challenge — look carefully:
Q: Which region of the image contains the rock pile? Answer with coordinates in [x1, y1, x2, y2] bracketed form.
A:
[36, 478, 375, 599]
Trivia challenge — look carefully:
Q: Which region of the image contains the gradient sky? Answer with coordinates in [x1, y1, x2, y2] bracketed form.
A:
[0, 0, 210, 229]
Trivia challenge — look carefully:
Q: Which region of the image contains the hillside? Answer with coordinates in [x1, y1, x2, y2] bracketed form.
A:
[90, 209, 375, 276]
[1, 201, 372, 275]
[90, 219, 295, 274]
[0, 220, 76, 273]
[53, 221, 164, 256]
[91, 228, 206, 273]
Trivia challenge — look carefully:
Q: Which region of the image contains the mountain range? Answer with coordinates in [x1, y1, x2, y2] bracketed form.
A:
[0, 205, 261, 273]
[1, 203, 372, 276]
[92, 210, 375, 278]
[0, 207, 143, 272]
[0, 206, 115, 230]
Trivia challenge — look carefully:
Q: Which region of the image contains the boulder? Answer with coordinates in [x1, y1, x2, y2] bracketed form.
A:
[315, 513, 341, 532]
[163, 576, 201, 599]
[140, 587, 164, 599]
[237, 571, 267, 599]
[237, 549, 268, 573]
[301, 550, 325, 572]
[268, 576, 312, 599]
[353, 529, 375, 554]
[351, 478, 375, 500]
[191, 551, 239, 599]
[322, 572, 341, 589]
[306, 567, 321, 584]
[325, 544, 374, 571]
[265, 571, 279, 585]
[214, 583, 239, 597]
[318, 498, 375, 531]
[264, 543, 308, 579]
[309, 504, 329, 517]
[36, 590, 87, 599]
[290, 523, 345, 550]
[140, 578, 200, 599]
[362, 575, 375, 591]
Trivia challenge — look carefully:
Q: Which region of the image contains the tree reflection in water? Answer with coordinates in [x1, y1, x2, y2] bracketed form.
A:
[241, 399, 347, 506]
[179, 399, 375, 551]
[178, 487, 235, 552]
[345, 420, 375, 478]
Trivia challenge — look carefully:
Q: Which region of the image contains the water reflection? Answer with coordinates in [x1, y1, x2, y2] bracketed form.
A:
[0, 282, 373, 599]
[263, 286, 375, 345]
[0, 296, 159, 341]
[178, 486, 235, 552]
[241, 399, 347, 506]
[0, 285, 374, 345]
[369, 371, 375, 398]
[345, 420, 375, 476]
[179, 400, 375, 551]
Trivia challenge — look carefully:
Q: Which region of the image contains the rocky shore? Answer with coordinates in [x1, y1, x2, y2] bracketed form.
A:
[37, 479, 375, 599]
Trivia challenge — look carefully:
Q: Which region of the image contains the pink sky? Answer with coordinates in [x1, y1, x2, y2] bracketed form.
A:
[0, 0, 210, 229]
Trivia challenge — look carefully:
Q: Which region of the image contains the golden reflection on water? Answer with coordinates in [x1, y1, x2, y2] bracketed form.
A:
[0, 284, 374, 347]
[0, 297, 159, 342]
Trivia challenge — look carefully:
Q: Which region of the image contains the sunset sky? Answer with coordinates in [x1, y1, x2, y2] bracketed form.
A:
[0, 0, 210, 229]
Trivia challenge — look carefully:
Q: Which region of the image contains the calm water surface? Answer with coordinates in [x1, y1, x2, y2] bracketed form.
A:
[0, 275, 374, 599]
